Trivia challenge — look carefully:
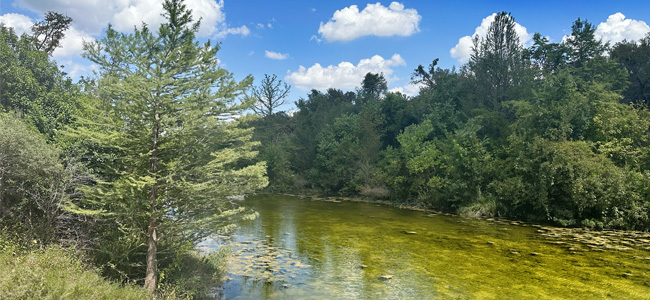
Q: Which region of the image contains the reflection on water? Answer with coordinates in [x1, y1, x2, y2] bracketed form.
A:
[202, 195, 650, 299]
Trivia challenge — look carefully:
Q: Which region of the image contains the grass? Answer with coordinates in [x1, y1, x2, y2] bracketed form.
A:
[0, 241, 150, 300]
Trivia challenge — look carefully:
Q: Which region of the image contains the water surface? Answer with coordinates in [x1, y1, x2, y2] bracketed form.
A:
[204, 195, 650, 299]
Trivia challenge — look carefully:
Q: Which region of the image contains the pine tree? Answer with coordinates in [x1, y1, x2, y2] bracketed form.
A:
[67, 0, 267, 293]
[468, 12, 527, 110]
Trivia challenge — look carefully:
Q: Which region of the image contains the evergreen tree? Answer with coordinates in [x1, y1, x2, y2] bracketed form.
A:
[468, 12, 528, 110]
[564, 18, 608, 68]
[31, 11, 72, 55]
[69, 0, 267, 293]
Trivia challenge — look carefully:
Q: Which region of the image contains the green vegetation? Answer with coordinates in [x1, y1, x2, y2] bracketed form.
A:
[1, 1, 650, 298]
[0, 238, 149, 299]
[1, 0, 264, 297]
[252, 13, 650, 231]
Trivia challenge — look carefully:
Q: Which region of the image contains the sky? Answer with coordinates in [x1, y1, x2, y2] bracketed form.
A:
[1, 0, 649, 110]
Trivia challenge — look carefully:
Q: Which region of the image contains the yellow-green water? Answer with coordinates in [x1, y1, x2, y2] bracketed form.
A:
[205, 195, 650, 299]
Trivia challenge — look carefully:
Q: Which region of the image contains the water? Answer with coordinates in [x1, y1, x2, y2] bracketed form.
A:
[202, 194, 650, 299]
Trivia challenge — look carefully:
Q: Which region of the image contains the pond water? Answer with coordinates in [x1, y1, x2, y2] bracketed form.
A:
[202, 194, 650, 299]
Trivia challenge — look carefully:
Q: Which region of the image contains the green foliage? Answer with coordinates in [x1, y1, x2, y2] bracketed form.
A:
[157, 247, 229, 299]
[251, 113, 296, 191]
[492, 139, 646, 229]
[0, 25, 80, 138]
[359, 72, 387, 101]
[0, 239, 149, 299]
[30, 11, 73, 54]
[257, 15, 650, 231]
[611, 33, 650, 105]
[564, 18, 608, 68]
[63, 0, 267, 292]
[315, 114, 363, 193]
[0, 113, 67, 243]
[468, 12, 529, 110]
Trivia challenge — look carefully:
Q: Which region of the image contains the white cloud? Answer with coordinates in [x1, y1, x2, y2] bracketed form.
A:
[310, 35, 322, 43]
[59, 60, 97, 79]
[285, 54, 406, 91]
[318, 2, 421, 42]
[52, 26, 94, 58]
[450, 13, 532, 63]
[213, 25, 249, 39]
[0, 13, 33, 35]
[16, 0, 248, 39]
[388, 82, 423, 96]
[595, 12, 650, 44]
[265, 50, 288, 60]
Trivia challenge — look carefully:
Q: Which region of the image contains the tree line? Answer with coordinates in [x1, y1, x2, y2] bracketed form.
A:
[252, 12, 650, 231]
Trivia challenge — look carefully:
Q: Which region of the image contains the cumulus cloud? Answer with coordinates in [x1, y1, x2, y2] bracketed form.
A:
[213, 25, 250, 39]
[388, 82, 423, 96]
[285, 54, 406, 91]
[59, 60, 97, 79]
[52, 26, 94, 58]
[450, 13, 532, 63]
[265, 50, 288, 60]
[595, 12, 650, 44]
[318, 2, 421, 42]
[16, 0, 248, 38]
[0, 13, 34, 35]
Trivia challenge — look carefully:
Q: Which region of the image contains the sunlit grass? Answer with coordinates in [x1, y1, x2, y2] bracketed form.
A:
[0, 242, 150, 300]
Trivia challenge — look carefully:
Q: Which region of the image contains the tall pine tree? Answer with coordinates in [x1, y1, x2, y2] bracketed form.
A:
[67, 0, 267, 293]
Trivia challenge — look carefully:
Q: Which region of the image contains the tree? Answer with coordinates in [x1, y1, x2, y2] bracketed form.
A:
[73, 0, 267, 293]
[360, 72, 387, 100]
[468, 12, 528, 110]
[611, 33, 650, 105]
[0, 113, 66, 242]
[564, 18, 608, 68]
[0, 25, 79, 138]
[250, 73, 290, 117]
[31, 11, 72, 55]
[527, 33, 567, 73]
[411, 58, 439, 88]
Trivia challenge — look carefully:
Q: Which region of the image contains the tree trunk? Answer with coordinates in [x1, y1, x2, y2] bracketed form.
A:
[144, 216, 157, 293]
[144, 111, 160, 294]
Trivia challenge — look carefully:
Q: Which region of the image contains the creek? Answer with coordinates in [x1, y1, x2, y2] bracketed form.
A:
[201, 194, 650, 299]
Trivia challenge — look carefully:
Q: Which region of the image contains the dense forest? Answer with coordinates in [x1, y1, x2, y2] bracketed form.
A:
[252, 13, 650, 231]
[1, 0, 650, 298]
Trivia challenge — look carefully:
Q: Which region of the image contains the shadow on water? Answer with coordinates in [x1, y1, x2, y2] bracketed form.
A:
[200, 195, 650, 299]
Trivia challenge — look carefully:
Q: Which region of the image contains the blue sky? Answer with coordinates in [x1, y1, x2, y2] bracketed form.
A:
[1, 0, 649, 110]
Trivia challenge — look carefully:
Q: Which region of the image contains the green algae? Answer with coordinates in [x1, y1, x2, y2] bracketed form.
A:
[213, 195, 650, 299]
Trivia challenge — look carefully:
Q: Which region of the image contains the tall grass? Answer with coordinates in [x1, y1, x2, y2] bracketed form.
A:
[0, 240, 150, 300]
